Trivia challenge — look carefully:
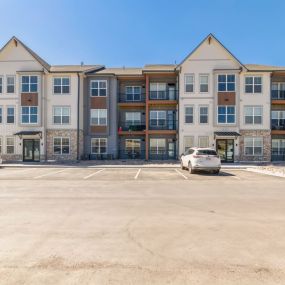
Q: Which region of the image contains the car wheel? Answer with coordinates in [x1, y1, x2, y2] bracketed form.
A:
[181, 160, 186, 170]
[188, 162, 195, 174]
[214, 169, 220, 175]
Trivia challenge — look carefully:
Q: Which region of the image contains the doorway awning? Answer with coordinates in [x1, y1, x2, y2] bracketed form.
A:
[14, 131, 42, 139]
[214, 131, 240, 138]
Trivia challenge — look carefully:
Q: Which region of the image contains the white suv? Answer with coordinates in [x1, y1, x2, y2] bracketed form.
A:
[180, 147, 221, 174]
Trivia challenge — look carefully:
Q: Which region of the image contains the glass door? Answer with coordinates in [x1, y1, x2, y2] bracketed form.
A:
[216, 139, 234, 162]
[23, 139, 40, 162]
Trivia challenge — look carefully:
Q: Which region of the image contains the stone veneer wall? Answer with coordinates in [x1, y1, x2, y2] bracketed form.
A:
[238, 130, 271, 162]
[1, 154, 22, 162]
[47, 129, 83, 161]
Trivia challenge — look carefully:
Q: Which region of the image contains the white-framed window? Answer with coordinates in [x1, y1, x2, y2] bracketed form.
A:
[21, 75, 38, 92]
[21, 106, 38, 124]
[185, 106, 194, 124]
[53, 106, 70, 124]
[150, 138, 166, 154]
[7, 106, 15, 124]
[199, 106, 208, 124]
[0, 76, 3, 93]
[53, 137, 70, 155]
[244, 137, 263, 156]
[125, 86, 141, 101]
[6, 137, 15, 154]
[7, 76, 15, 93]
[217, 106, 235, 124]
[198, 136, 209, 148]
[272, 82, 285, 99]
[90, 109, 107, 126]
[184, 136, 194, 152]
[272, 110, 285, 129]
[125, 139, 141, 154]
[53, 77, 70, 94]
[199, 74, 209, 93]
[149, 83, 167, 99]
[245, 76, 262, 94]
[0, 137, 2, 154]
[0, 106, 2, 124]
[90, 80, 107, 97]
[125, 112, 141, 125]
[150, 110, 166, 126]
[91, 138, 107, 154]
[218, 74, 235, 92]
[272, 139, 285, 156]
[244, 106, 263, 124]
[185, 74, 194, 93]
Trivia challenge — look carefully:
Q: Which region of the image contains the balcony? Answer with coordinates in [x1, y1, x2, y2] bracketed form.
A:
[149, 150, 176, 160]
[118, 122, 146, 132]
[149, 119, 177, 131]
[271, 152, 285, 161]
[271, 90, 285, 100]
[271, 120, 285, 130]
[149, 90, 178, 101]
[119, 149, 146, 160]
[118, 93, 146, 103]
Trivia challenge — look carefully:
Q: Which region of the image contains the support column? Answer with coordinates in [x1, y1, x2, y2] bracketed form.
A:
[145, 74, 149, 160]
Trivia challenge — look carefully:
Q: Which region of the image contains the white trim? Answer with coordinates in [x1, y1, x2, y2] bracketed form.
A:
[21, 75, 38, 93]
[217, 105, 236, 125]
[184, 73, 194, 93]
[184, 105, 194, 124]
[244, 105, 263, 125]
[125, 86, 141, 101]
[91, 138, 107, 154]
[244, 75, 262, 94]
[6, 75, 15, 94]
[52, 76, 70, 95]
[6, 105, 15, 124]
[199, 105, 209, 124]
[21, 106, 38, 124]
[244, 137, 263, 156]
[199, 74, 209, 93]
[90, 109, 107, 126]
[53, 137, 70, 155]
[217, 74, 236, 92]
[90, 80, 107, 97]
[52, 106, 71, 125]
[6, 136, 15, 154]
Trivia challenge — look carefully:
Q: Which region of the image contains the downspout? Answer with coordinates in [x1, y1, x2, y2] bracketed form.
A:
[77, 72, 80, 161]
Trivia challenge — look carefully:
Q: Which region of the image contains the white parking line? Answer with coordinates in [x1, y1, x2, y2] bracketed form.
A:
[83, 169, 105, 180]
[134, 168, 141, 180]
[175, 169, 188, 180]
[34, 169, 67, 179]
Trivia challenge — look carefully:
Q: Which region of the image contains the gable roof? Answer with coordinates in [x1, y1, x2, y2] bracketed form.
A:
[50, 65, 104, 73]
[245, 64, 285, 72]
[177, 33, 246, 70]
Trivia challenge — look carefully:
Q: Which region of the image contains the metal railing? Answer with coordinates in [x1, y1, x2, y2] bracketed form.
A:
[118, 122, 146, 132]
[89, 153, 114, 160]
[119, 149, 146, 159]
[271, 120, 285, 130]
[271, 151, 285, 161]
[149, 90, 178, 100]
[118, 93, 146, 103]
[149, 150, 176, 160]
[149, 119, 177, 130]
[271, 90, 285, 100]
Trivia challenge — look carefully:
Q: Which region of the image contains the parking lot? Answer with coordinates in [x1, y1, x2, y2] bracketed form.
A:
[0, 167, 285, 285]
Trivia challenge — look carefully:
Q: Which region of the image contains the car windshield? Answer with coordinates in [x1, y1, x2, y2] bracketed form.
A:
[196, 149, 217, 156]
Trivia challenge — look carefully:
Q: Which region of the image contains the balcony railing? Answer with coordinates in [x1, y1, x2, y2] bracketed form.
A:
[271, 90, 285, 100]
[118, 122, 146, 132]
[89, 153, 114, 160]
[271, 150, 285, 161]
[119, 149, 146, 159]
[149, 119, 177, 130]
[149, 150, 176, 160]
[149, 90, 178, 101]
[271, 120, 285, 130]
[118, 93, 146, 103]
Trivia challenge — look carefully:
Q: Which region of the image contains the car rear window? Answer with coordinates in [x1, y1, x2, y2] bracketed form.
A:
[196, 150, 217, 156]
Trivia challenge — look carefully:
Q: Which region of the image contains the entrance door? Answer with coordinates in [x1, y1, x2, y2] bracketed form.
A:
[23, 139, 40, 162]
[216, 139, 234, 162]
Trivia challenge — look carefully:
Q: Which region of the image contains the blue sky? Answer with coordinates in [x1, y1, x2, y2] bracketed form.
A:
[1, 0, 285, 67]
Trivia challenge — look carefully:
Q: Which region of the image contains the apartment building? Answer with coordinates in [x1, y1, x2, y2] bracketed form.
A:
[0, 34, 284, 162]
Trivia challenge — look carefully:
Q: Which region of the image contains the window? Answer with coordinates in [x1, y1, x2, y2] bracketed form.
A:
[7, 106, 15, 124]
[244, 106, 262, 124]
[185, 74, 194, 93]
[272, 139, 285, 156]
[272, 111, 285, 129]
[218, 106, 235, 124]
[199, 106, 208, 124]
[21, 106, 38, 124]
[91, 138, 107, 154]
[185, 106, 194, 124]
[90, 80, 107, 97]
[149, 83, 166, 99]
[199, 75, 209, 92]
[6, 137, 14, 154]
[0, 107, 2, 124]
[150, 111, 166, 126]
[125, 139, 141, 155]
[244, 137, 263, 156]
[198, 136, 209, 148]
[125, 112, 141, 125]
[0, 137, 2, 154]
[150, 138, 166, 154]
[218, 74, 235, 91]
[184, 136, 194, 152]
[272, 82, 285, 99]
[7, 76, 15, 93]
[245, 76, 262, 93]
[125, 86, 141, 101]
[53, 137, 70, 155]
[0, 77, 3, 93]
[90, 109, 107, 125]
[21, 76, 38, 92]
[53, 107, 70, 124]
[53, 77, 70, 94]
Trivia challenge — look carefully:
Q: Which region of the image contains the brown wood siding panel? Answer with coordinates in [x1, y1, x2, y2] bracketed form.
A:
[272, 100, 285, 105]
[90, 97, 107, 109]
[271, 130, 285, 135]
[90, 126, 107, 133]
[218, 92, 236, 105]
[21, 93, 38, 106]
